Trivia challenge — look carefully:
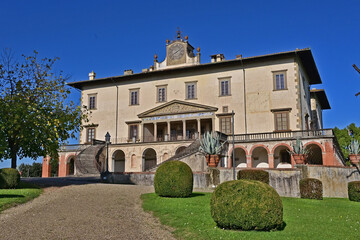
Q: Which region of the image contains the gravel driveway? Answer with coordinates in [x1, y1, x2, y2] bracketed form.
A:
[0, 182, 175, 240]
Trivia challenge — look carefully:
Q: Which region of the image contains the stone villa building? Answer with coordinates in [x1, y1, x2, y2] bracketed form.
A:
[42, 32, 344, 177]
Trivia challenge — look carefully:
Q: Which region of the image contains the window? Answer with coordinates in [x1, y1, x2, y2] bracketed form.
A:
[220, 117, 232, 134]
[129, 125, 138, 140]
[86, 128, 96, 143]
[157, 86, 167, 102]
[88, 94, 96, 110]
[185, 82, 197, 99]
[130, 89, 139, 105]
[274, 111, 289, 131]
[222, 106, 228, 113]
[273, 71, 287, 90]
[219, 78, 231, 96]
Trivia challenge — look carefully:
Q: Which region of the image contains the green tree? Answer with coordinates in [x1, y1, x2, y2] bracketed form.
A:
[0, 49, 87, 168]
[334, 123, 360, 161]
[18, 162, 42, 177]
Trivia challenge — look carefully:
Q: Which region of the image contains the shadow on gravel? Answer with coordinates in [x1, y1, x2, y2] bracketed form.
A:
[21, 176, 101, 188]
[0, 194, 24, 198]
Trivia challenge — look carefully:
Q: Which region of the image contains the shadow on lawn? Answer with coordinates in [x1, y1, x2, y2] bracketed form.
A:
[0, 194, 24, 199]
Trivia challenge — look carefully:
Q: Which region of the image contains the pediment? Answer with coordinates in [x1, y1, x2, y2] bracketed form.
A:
[138, 100, 218, 118]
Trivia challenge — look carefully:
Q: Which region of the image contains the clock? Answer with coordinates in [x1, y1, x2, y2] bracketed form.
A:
[168, 43, 185, 61]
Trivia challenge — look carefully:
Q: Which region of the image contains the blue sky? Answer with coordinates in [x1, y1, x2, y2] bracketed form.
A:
[1, 0, 359, 167]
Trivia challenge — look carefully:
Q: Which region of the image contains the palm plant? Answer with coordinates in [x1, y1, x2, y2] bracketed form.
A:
[199, 132, 225, 155]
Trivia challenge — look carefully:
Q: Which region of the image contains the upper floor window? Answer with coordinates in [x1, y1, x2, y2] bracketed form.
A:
[186, 82, 197, 99]
[219, 78, 231, 96]
[129, 124, 138, 140]
[88, 94, 97, 110]
[86, 127, 96, 143]
[129, 89, 139, 105]
[273, 70, 287, 90]
[219, 116, 232, 134]
[274, 111, 289, 131]
[157, 85, 167, 102]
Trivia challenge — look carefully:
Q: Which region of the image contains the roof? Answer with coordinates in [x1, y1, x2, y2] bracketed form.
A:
[310, 89, 331, 109]
[67, 48, 322, 90]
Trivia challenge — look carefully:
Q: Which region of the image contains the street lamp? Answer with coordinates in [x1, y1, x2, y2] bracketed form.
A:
[105, 132, 111, 174]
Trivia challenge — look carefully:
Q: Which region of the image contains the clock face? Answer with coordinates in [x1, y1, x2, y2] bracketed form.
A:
[168, 43, 185, 60]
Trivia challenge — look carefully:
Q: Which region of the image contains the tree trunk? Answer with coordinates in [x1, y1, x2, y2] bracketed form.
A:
[11, 153, 17, 169]
[9, 140, 17, 169]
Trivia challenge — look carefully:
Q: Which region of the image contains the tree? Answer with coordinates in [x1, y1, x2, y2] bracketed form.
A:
[0, 49, 87, 168]
[333, 123, 360, 162]
[18, 162, 42, 177]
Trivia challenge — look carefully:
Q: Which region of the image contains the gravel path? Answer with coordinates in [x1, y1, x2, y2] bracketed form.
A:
[0, 183, 175, 240]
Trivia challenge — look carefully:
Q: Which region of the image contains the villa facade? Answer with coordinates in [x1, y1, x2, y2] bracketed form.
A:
[42, 33, 344, 177]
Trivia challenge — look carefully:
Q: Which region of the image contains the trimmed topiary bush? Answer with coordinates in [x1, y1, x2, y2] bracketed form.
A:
[237, 169, 269, 184]
[348, 181, 360, 202]
[299, 178, 323, 200]
[211, 180, 283, 231]
[0, 168, 20, 189]
[154, 161, 193, 198]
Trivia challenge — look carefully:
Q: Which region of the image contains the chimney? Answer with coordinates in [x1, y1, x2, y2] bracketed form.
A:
[124, 69, 133, 75]
[210, 54, 225, 63]
[89, 71, 96, 80]
[236, 54, 242, 59]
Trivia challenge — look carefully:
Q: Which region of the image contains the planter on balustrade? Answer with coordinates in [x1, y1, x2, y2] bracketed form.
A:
[206, 154, 220, 168]
[293, 154, 305, 164]
[349, 154, 360, 165]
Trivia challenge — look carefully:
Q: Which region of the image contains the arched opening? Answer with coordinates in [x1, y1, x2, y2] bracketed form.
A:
[113, 150, 126, 172]
[175, 146, 186, 155]
[252, 147, 269, 168]
[131, 154, 137, 168]
[230, 148, 247, 168]
[273, 145, 292, 168]
[305, 144, 323, 165]
[68, 157, 75, 175]
[143, 148, 157, 171]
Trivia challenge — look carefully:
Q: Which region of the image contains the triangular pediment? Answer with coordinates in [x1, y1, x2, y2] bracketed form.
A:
[138, 100, 218, 118]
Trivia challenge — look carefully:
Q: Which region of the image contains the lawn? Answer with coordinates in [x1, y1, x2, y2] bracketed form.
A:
[0, 181, 42, 213]
[142, 193, 360, 240]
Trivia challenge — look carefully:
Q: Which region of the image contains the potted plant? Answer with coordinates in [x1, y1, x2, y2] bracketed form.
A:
[199, 132, 225, 167]
[289, 138, 308, 164]
[347, 139, 360, 165]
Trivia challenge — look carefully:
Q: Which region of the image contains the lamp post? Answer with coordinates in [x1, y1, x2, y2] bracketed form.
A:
[232, 110, 235, 180]
[105, 132, 111, 174]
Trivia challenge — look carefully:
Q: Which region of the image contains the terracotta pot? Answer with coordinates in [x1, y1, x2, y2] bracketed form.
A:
[206, 155, 220, 168]
[293, 154, 305, 164]
[349, 154, 360, 165]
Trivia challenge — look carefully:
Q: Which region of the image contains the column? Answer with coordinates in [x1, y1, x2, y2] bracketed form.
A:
[42, 156, 51, 178]
[167, 121, 171, 141]
[268, 154, 274, 168]
[212, 117, 215, 133]
[182, 120, 186, 140]
[246, 155, 252, 168]
[154, 122, 157, 142]
[197, 119, 201, 139]
[140, 123, 143, 142]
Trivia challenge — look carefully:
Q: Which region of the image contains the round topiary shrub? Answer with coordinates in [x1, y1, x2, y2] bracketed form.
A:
[348, 181, 360, 202]
[211, 180, 283, 231]
[299, 178, 323, 200]
[154, 161, 193, 198]
[237, 169, 269, 184]
[0, 168, 20, 189]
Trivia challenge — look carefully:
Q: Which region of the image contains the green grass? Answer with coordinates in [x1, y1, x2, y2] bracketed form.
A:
[0, 181, 42, 213]
[142, 193, 360, 240]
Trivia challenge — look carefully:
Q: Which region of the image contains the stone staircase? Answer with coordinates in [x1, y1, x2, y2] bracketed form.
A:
[148, 139, 201, 172]
[75, 144, 105, 176]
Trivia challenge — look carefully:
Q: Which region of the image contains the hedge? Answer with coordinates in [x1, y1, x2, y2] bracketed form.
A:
[348, 181, 360, 202]
[0, 168, 20, 189]
[299, 178, 323, 200]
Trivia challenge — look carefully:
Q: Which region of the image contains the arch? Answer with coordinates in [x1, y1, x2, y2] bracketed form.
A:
[230, 148, 247, 168]
[228, 145, 248, 157]
[305, 144, 323, 165]
[66, 155, 76, 175]
[251, 146, 269, 168]
[175, 146, 187, 155]
[271, 143, 292, 154]
[112, 150, 126, 172]
[272, 145, 292, 168]
[304, 141, 325, 153]
[131, 154, 137, 168]
[142, 148, 157, 171]
[249, 144, 270, 156]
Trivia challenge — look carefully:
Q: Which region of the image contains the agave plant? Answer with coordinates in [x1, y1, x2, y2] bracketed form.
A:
[347, 139, 360, 155]
[199, 132, 225, 155]
[289, 138, 308, 155]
